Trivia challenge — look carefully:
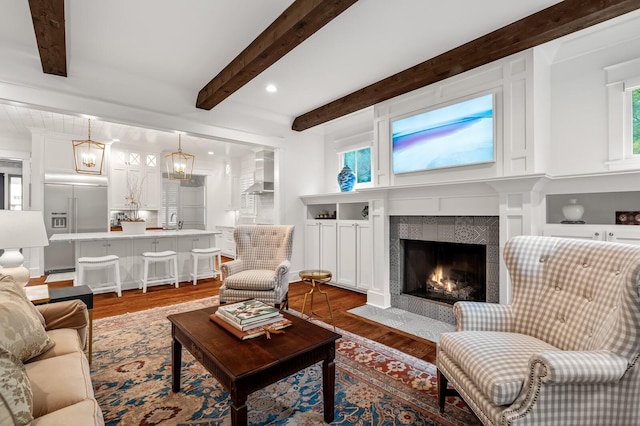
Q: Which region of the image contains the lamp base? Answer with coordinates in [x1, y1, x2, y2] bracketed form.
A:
[0, 266, 30, 286]
[0, 248, 29, 286]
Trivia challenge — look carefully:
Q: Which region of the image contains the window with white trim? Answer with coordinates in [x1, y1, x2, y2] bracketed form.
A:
[340, 147, 372, 186]
[631, 85, 640, 155]
[605, 58, 640, 170]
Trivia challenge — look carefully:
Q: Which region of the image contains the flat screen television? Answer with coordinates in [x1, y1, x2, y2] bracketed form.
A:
[391, 93, 495, 174]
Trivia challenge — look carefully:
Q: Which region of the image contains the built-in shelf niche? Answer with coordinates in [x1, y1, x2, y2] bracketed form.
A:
[546, 191, 640, 225]
[306, 201, 369, 221]
[307, 203, 336, 220]
[338, 202, 369, 221]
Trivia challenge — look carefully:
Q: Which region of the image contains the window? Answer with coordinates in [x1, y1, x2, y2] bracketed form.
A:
[633, 87, 640, 155]
[341, 147, 371, 185]
[604, 60, 640, 170]
[8, 175, 22, 210]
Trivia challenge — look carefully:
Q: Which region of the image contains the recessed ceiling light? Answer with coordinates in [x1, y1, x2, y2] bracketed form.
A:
[112, 138, 120, 142]
[266, 84, 277, 93]
[208, 151, 214, 155]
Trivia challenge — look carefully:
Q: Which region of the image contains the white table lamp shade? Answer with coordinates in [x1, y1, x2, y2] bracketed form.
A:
[0, 210, 50, 285]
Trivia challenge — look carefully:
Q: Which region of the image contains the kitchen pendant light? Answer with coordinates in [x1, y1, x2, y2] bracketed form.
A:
[73, 118, 105, 175]
[165, 134, 194, 180]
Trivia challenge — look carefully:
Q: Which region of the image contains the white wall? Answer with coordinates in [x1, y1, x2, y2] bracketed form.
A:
[279, 130, 325, 277]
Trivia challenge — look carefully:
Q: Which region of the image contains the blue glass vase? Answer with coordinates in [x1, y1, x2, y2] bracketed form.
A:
[337, 165, 356, 192]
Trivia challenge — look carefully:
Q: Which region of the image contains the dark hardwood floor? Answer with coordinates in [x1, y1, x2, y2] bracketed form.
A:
[31, 267, 438, 364]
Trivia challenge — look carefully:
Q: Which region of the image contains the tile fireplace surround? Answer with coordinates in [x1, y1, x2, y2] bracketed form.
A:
[389, 215, 500, 325]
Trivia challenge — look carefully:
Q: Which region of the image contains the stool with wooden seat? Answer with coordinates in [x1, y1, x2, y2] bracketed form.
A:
[140, 250, 179, 293]
[299, 269, 335, 330]
[77, 254, 122, 297]
[190, 247, 222, 285]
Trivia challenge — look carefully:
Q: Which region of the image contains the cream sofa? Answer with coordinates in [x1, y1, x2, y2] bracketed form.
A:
[0, 275, 104, 426]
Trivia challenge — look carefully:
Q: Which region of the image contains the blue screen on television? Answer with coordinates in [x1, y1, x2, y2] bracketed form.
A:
[391, 94, 494, 174]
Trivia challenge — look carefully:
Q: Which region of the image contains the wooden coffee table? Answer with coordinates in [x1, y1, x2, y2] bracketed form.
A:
[167, 306, 341, 426]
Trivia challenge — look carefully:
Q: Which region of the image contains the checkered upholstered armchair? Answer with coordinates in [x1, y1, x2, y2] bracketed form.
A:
[219, 225, 294, 309]
[437, 235, 640, 426]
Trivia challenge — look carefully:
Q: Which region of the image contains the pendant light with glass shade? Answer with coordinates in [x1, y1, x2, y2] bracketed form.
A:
[73, 118, 105, 175]
[165, 133, 194, 180]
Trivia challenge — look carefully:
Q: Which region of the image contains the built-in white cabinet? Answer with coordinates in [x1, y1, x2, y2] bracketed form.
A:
[542, 224, 640, 246]
[544, 191, 640, 246]
[305, 220, 337, 273]
[336, 220, 372, 291]
[216, 226, 236, 258]
[110, 148, 161, 211]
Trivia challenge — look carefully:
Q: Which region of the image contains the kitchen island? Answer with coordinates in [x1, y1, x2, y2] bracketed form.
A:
[50, 229, 222, 291]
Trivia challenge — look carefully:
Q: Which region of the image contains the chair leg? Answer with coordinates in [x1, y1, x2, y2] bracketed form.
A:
[215, 252, 221, 278]
[77, 264, 84, 288]
[142, 259, 149, 293]
[192, 254, 198, 286]
[438, 369, 449, 413]
[114, 261, 122, 297]
[173, 256, 179, 288]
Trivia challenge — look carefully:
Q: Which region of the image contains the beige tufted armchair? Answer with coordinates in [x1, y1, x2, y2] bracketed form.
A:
[437, 235, 640, 426]
[219, 225, 294, 309]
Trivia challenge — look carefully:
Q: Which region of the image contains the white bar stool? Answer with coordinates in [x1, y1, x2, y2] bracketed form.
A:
[190, 247, 222, 285]
[77, 255, 122, 297]
[140, 250, 179, 293]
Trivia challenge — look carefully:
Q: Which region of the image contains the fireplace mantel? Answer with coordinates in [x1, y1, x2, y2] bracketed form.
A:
[301, 171, 640, 318]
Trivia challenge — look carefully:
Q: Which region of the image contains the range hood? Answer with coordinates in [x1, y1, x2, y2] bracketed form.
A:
[243, 150, 274, 194]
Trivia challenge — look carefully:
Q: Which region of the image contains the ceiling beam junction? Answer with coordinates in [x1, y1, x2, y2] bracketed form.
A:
[291, 0, 640, 131]
[196, 0, 359, 111]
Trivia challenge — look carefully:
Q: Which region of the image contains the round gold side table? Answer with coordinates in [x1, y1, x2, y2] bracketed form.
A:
[299, 269, 335, 330]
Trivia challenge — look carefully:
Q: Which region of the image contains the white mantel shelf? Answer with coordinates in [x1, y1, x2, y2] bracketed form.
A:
[50, 229, 220, 242]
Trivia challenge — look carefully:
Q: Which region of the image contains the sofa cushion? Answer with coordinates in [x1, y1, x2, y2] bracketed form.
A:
[28, 329, 83, 362]
[224, 270, 277, 290]
[25, 351, 94, 418]
[30, 399, 104, 426]
[0, 278, 54, 362]
[439, 331, 558, 406]
[0, 347, 33, 426]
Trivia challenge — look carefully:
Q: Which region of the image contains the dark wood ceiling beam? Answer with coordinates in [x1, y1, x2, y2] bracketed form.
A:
[28, 0, 66, 77]
[292, 0, 640, 131]
[196, 0, 358, 111]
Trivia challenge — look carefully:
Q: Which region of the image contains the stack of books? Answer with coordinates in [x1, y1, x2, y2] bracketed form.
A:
[210, 299, 292, 340]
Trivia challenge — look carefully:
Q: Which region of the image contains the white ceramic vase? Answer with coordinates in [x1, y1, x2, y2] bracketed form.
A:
[562, 199, 584, 222]
[121, 221, 147, 234]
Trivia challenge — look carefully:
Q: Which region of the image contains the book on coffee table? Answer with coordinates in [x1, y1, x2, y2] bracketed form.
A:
[217, 299, 281, 325]
[214, 310, 284, 331]
[209, 312, 292, 340]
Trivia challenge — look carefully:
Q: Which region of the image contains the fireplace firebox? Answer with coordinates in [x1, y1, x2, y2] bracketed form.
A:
[402, 239, 486, 305]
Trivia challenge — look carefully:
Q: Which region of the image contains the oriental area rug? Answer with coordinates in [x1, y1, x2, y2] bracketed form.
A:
[91, 297, 480, 425]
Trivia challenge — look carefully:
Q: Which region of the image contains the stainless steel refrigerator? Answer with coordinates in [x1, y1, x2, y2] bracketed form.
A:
[43, 174, 109, 274]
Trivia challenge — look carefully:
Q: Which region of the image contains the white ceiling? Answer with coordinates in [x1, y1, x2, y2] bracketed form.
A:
[1, 0, 630, 160]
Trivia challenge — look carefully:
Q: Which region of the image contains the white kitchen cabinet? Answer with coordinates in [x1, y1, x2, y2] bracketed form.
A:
[216, 226, 236, 258]
[75, 239, 132, 286]
[336, 220, 371, 292]
[542, 224, 640, 245]
[304, 220, 337, 275]
[110, 148, 161, 210]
